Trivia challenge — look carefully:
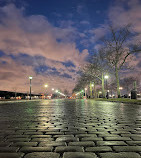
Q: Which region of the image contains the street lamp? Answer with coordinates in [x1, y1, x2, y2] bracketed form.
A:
[98, 91, 102, 98]
[104, 75, 109, 99]
[85, 88, 87, 99]
[44, 84, 48, 98]
[29, 76, 32, 100]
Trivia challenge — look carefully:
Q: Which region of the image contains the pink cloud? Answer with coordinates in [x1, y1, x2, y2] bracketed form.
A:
[0, 4, 89, 93]
[0, 4, 88, 65]
[0, 56, 76, 94]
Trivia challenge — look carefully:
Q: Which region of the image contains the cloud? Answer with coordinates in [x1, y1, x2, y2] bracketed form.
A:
[0, 55, 76, 94]
[80, 20, 90, 25]
[108, 0, 141, 32]
[108, 0, 141, 76]
[0, 4, 88, 65]
[0, 4, 89, 93]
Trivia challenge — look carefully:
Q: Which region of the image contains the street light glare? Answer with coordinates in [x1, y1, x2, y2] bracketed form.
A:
[119, 87, 123, 90]
[29, 76, 32, 79]
[104, 75, 109, 79]
[44, 84, 48, 88]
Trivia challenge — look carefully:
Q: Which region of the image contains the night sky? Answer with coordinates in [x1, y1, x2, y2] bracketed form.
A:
[0, 0, 141, 94]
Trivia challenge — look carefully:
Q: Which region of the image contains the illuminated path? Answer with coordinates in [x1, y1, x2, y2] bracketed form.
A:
[0, 99, 141, 158]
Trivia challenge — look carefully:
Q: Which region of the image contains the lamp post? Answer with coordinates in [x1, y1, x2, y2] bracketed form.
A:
[104, 75, 109, 99]
[119, 87, 123, 97]
[98, 91, 102, 98]
[44, 84, 48, 99]
[85, 88, 87, 99]
[29, 76, 32, 100]
[55, 90, 58, 98]
[91, 83, 94, 98]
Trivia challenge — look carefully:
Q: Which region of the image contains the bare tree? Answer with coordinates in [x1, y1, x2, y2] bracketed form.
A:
[64, 89, 69, 96]
[120, 76, 140, 94]
[100, 25, 141, 97]
[82, 52, 111, 98]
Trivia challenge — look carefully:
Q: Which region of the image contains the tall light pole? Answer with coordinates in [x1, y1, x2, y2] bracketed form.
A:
[44, 84, 48, 99]
[104, 75, 109, 99]
[85, 88, 87, 99]
[55, 90, 59, 98]
[119, 87, 123, 97]
[29, 76, 32, 100]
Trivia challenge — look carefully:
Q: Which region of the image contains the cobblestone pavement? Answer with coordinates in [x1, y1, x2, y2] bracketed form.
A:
[0, 99, 141, 158]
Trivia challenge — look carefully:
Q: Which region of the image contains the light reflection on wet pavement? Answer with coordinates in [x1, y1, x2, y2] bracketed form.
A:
[0, 99, 141, 158]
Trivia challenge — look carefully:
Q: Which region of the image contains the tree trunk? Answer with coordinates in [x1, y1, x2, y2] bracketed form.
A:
[115, 66, 120, 98]
[89, 82, 92, 98]
[102, 72, 105, 98]
[94, 83, 96, 98]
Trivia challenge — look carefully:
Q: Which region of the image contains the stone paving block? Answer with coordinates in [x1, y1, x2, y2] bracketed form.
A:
[99, 152, 141, 158]
[97, 141, 127, 146]
[68, 141, 95, 147]
[126, 141, 141, 145]
[6, 135, 30, 138]
[0, 147, 19, 152]
[0, 153, 24, 158]
[85, 146, 112, 152]
[31, 138, 53, 142]
[45, 132, 64, 135]
[131, 136, 141, 140]
[111, 131, 131, 134]
[24, 152, 60, 158]
[81, 137, 103, 141]
[11, 142, 38, 147]
[65, 131, 87, 135]
[53, 135, 74, 138]
[5, 138, 30, 142]
[20, 147, 53, 153]
[31, 135, 52, 138]
[113, 146, 141, 152]
[63, 152, 98, 158]
[76, 134, 97, 138]
[56, 137, 79, 142]
[104, 137, 131, 141]
[55, 146, 84, 153]
[24, 132, 43, 135]
[0, 142, 11, 147]
[39, 141, 66, 147]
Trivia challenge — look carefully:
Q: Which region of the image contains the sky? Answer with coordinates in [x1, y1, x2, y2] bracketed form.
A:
[0, 0, 141, 94]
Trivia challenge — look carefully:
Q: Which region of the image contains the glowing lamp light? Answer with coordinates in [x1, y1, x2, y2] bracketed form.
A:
[56, 90, 58, 93]
[119, 87, 123, 90]
[44, 84, 48, 88]
[104, 75, 109, 79]
[29, 76, 32, 80]
[99, 91, 102, 94]
[52, 88, 54, 91]
[91, 84, 94, 87]
[85, 88, 87, 90]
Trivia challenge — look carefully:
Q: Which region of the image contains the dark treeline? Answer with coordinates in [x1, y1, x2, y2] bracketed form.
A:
[0, 90, 41, 99]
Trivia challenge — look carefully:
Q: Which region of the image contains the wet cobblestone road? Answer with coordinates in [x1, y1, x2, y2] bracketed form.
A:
[0, 99, 141, 158]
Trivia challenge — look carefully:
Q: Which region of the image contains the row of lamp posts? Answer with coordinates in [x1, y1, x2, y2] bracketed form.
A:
[28, 76, 62, 100]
